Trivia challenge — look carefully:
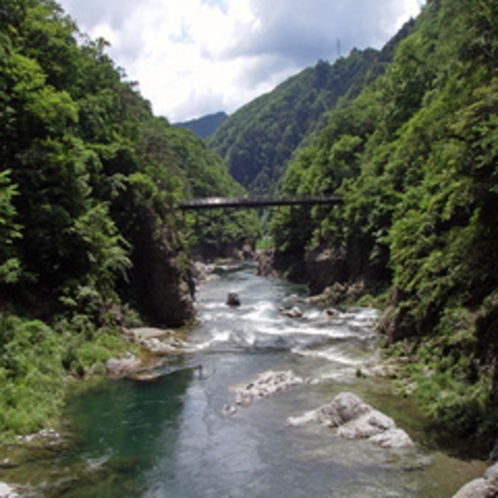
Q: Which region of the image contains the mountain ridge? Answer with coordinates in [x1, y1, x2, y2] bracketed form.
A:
[207, 19, 415, 195]
[174, 111, 228, 139]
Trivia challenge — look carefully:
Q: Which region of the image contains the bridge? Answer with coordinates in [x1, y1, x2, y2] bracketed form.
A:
[178, 194, 343, 211]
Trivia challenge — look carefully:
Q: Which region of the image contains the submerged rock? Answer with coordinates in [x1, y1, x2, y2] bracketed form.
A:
[288, 392, 414, 451]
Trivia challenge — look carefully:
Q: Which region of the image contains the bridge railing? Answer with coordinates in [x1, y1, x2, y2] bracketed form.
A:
[177, 194, 343, 211]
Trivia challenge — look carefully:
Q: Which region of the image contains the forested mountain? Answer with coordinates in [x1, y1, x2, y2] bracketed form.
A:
[271, 0, 498, 436]
[207, 21, 415, 195]
[0, 0, 257, 436]
[174, 111, 228, 139]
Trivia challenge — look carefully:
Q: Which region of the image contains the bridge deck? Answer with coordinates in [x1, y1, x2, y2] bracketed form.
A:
[178, 195, 342, 211]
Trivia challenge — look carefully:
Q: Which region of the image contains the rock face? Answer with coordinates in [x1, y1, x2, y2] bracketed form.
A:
[288, 392, 414, 451]
[131, 207, 195, 327]
[306, 246, 348, 295]
[375, 287, 419, 344]
[255, 249, 278, 277]
[453, 463, 498, 498]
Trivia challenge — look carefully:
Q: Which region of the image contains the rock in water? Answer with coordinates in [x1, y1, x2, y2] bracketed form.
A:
[280, 306, 304, 318]
[226, 292, 241, 307]
[223, 370, 307, 415]
[453, 462, 498, 497]
[288, 392, 415, 451]
[452, 478, 495, 498]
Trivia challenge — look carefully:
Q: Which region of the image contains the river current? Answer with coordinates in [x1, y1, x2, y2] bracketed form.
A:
[11, 263, 488, 497]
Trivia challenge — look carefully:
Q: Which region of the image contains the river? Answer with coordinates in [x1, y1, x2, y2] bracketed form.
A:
[2, 263, 488, 497]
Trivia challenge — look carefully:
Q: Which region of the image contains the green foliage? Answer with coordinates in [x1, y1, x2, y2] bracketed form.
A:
[0, 0, 259, 437]
[0, 314, 131, 436]
[0, 170, 21, 283]
[0, 316, 65, 435]
[208, 46, 402, 195]
[269, 0, 498, 433]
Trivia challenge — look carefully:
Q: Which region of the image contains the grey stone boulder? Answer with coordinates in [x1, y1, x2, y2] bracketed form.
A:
[337, 409, 396, 439]
[485, 463, 498, 486]
[280, 306, 304, 318]
[223, 370, 307, 415]
[288, 392, 415, 451]
[289, 392, 371, 428]
[105, 354, 141, 377]
[369, 428, 415, 450]
[453, 463, 498, 497]
[453, 478, 496, 498]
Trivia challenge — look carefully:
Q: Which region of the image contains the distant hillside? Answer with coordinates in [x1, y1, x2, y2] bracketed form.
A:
[174, 111, 228, 139]
[207, 21, 414, 196]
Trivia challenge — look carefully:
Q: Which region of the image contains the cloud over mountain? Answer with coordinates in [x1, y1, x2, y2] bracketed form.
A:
[58, 0, 424, 121]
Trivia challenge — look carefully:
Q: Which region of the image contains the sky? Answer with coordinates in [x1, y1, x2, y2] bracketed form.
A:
[57, 0, 426, 123]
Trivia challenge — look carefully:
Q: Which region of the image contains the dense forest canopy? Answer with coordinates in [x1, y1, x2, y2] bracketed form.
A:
[270, 0, 498, 436]
[207, 20, 415, 196]
[0, 0, 257, 436]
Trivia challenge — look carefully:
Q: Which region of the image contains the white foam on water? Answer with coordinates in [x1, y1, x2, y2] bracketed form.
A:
[257, 324, 355, 341]
[305, 309, 322, 320]
[193, 330, 232, 350]
[241, 300, 280, 322]
[292, 347, 365, 366]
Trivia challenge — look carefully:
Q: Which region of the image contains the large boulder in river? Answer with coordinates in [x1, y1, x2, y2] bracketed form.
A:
[453, 463, 498, 497]
[289, 392, 371, 427]
[453, 478, 497, 498]
[226, 292, 241, 307]
[288, 392, 414, 451]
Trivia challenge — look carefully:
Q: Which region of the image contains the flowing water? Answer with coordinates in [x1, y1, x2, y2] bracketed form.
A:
[3, 264, 488, 497]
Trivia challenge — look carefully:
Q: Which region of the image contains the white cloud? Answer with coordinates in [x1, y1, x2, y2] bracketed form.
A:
[58, 0, 425, 122]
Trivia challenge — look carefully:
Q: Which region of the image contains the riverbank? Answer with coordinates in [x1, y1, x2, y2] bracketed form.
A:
[0, 321, 196, 497]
